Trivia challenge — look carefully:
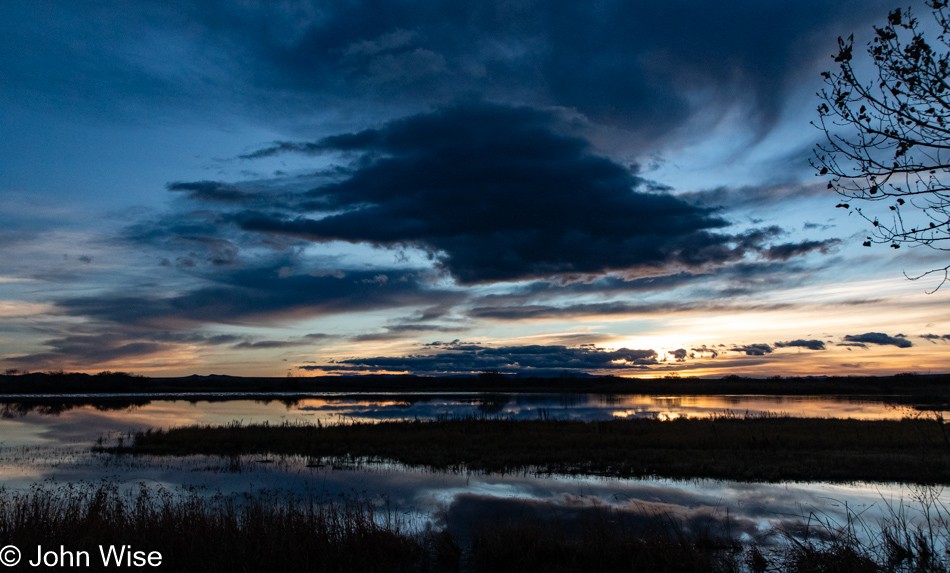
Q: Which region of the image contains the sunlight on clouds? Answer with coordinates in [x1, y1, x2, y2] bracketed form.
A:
[604, 334, 686, 364]
[0, 301, 54, 317]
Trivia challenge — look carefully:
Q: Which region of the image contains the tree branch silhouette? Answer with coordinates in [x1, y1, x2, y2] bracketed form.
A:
[813, 0, 950, 291]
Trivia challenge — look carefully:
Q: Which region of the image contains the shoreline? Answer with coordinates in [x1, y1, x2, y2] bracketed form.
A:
[3, 371, 950, 398]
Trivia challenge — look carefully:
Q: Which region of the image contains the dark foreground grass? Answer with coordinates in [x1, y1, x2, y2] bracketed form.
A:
[0, 483, 449, 573]
[1, 483, 948, 572]
[112, 415, 950, 483]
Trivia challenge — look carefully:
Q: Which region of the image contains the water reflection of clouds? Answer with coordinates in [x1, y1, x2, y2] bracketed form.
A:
[0, 441, 943, 545]
[432, 491, 790, 544]
[0, 400, 314, 447]
[0, 393, 922, 445]
[0, 392, 941, 547]
[0, 392, 929, 495]
[607, 395, 917, 420]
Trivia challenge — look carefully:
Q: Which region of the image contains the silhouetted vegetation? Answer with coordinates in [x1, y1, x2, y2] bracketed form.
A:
[1, 482, 948, 572]
[111, 415, 950, 483]
[4, 371, 950, 399]
[0, 483, 449, 572]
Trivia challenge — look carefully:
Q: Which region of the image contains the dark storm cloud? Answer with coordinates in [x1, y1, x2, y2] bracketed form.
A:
[2, 0, 900, 373]
[56, 267, 460, 326]
[232, 103, 822, 284]
[774, 339, 826, 351]
[4, 0, 888, 134]
[306, 343, 659, 374]
[920, 334, 950, 342]
[842, 333, 913, 349]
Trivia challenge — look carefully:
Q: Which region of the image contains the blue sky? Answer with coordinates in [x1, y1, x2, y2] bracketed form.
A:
[2, 0, 949, 377]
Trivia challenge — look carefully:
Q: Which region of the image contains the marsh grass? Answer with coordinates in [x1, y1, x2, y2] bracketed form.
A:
[773, 488, 950, 572]
[2, 483, 950, 572]
[111, 415, 950, 483]
[0, 482, 450, 572]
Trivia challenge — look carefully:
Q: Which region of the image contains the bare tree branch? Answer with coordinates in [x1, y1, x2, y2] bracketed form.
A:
[814, 1, 950, 291]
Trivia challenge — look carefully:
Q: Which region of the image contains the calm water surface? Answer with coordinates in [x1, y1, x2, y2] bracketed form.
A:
[0, 392, 944, 542]
[0, 391, 929, 446]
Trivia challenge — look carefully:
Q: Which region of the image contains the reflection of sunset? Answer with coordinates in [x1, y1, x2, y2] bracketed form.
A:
[603, 395, 918, 420]
[612, 410, 684, 420]
[0, 393, 923, 454]
[294, 399, 418, 409]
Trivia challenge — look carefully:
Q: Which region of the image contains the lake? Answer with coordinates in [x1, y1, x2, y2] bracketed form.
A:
[0, 392, 945, 546]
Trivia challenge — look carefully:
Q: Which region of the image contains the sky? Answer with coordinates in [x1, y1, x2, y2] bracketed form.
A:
[2, 0, 950, 378]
